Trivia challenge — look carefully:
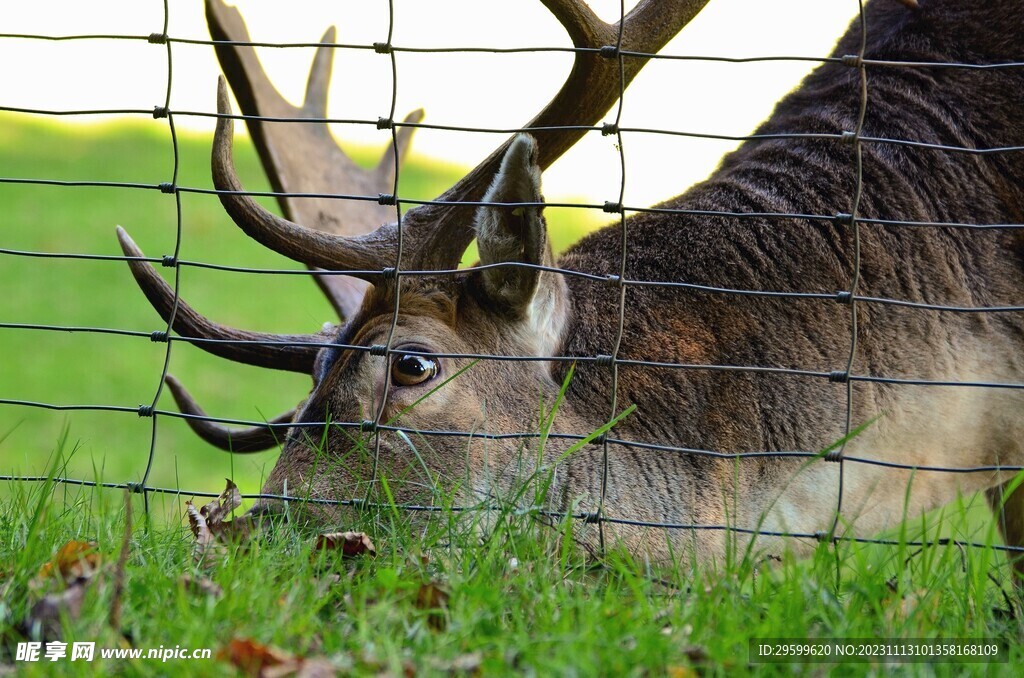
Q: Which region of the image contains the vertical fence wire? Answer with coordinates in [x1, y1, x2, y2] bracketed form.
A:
[138, 0, 184, 518]
[594, 0, 631, 556]
[366, 0, 406, 508]
[823, 0, 870, 585]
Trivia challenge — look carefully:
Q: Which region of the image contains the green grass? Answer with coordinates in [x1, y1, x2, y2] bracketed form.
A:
[1, 457, 1022, 676]
[2, 116, 1022, 675]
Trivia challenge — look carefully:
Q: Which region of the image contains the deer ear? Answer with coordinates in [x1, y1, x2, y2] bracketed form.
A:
[474, 134, 570, 355]
[476, 134, 548, 310]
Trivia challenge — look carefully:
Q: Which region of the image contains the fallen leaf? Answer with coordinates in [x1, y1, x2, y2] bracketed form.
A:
[33, 541, 101, 588]
[178, 574, 224, 598]
[186, 480, 254, 567]
[219, 638, 296, 677]
[414, 581, 450, 631]
[202, 479, 243, 526]
[666, 666, 697, 678]
[219, 638, 337, 678]
[313, 532, 376, 559]
[187, 500, 226, 567]
[21, 576, 90, 641]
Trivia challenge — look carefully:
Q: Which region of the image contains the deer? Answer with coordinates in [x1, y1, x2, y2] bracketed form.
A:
[116, 0, 1024, 570]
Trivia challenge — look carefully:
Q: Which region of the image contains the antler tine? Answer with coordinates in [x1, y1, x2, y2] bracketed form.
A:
[207, 0, 425, 318]
[165, 375, 292, 453]
[211, 0, 708, 277]
[117, 227, 322, 373]
[401, 0, 712, 272]
[212, 78, 398, 279]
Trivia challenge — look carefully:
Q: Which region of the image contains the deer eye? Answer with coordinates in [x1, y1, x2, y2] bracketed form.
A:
[391, 354, 439, 387]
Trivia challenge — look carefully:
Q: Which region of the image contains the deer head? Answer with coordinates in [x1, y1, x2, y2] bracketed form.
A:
[118, 0, 711, 521]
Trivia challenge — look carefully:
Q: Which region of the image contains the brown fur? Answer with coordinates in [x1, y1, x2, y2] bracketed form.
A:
[253, 0, 1024, 569]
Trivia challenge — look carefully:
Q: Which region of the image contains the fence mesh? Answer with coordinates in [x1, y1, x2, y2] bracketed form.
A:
[3, 0, 1024, 574]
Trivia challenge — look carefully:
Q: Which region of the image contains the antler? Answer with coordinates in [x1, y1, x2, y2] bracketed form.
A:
[213, 0, 711, 274]
[117, 227, 323, 373]
[165, 375, 293, 452]
[156, 0, 710, 453]
[207, 0, 424, 318]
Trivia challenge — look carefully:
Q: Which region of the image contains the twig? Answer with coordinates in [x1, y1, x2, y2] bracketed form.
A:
[108, 490, 132, 630]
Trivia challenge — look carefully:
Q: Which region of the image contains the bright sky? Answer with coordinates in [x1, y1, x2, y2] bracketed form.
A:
[0, 0, 860, 206]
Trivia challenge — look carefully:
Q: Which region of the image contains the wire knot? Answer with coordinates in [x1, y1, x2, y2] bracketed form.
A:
[359, 419, 378, 433]
[126, 482, 144, 494]
[152, 106, 169, 119]
[599, 45, 619, 59]
[376, 116, 393, 130]
[603, 201, 623, 214]
[828, 370, 849, 383]
[594, 354, 614, 368]
[377, 193, 396, 206]
[583, 511, 602, 524]
[373, 42, 392, 54]
[148, 33, 168, 45]
[813, 530, 831, 542]
[149, 330, 168, 343]
[834, 212, 854, 226]
[158, 182, 176, 194]
[592, 433, 608, 446]
[840, 54, 862, 68]
[137, 405, 154, 418]
[841, 130, 858, 145]
[601, 122, 618, 136]
[824, 449, 843, 462]
[834, 291, 853, 305]
[368, 344, 389, 357]
[161, 255, 176, 267]
[604, 273, 622, 286]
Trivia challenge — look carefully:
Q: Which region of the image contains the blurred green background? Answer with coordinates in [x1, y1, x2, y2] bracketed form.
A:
[0, 114, 601, 515]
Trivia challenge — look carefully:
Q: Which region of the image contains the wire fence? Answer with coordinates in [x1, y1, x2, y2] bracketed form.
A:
[3, 0, 1024, 575]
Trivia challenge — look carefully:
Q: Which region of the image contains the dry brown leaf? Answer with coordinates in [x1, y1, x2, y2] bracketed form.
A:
[202, 479, 243, 525]
[666, 666, 697, 678]
[414, 581, 450, 631]
[219, 638, 337, 678]
[186, 480, 254, 567]
[178, 574, 224, 598]
[219, 638, 296, 677]
[189, 479, 251, 541]
[22, 576, 90, 640]
[33, 540, 101, 587]
[187, 500, 226, 567]
[313, 532, 376, 559]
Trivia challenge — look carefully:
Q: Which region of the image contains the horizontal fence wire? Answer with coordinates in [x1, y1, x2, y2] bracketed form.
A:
[2, 0, 1024, 574]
